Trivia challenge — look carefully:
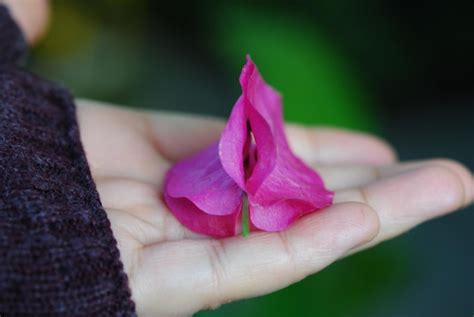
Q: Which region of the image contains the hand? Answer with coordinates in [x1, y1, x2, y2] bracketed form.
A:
[1, 0, 49, 43]
[77, 99, 473, 317]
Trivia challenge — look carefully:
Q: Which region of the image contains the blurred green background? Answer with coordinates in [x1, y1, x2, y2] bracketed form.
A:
[29, 1, 473, 316]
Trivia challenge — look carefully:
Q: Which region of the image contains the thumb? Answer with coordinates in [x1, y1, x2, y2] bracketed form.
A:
[2, 0, 49, 44]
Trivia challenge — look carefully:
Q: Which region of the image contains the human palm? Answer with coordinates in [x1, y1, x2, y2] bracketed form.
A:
[77, 100, 473, 317]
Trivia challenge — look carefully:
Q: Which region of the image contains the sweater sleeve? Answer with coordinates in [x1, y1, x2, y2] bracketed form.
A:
[0, 5, 136, 316]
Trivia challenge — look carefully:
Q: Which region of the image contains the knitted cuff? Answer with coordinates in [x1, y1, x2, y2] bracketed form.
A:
[0, 5, 136, 316]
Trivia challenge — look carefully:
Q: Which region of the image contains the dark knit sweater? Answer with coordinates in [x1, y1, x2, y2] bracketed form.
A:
[0, 5, 136, 316]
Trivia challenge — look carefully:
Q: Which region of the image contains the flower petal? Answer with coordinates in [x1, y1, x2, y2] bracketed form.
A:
[219, 92, 277, 192]
[163, 193, 241, 238]
[166, 142, 243, 216]
[218, 96, 247, 189]
[165, 143, 243, 216]
[241, 56, 334, 231]
[248, 153, 334, 231]
[164, 142, 243, 236]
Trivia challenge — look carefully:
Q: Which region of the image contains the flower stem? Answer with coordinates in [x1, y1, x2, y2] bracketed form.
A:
[242, 196, 249, 237]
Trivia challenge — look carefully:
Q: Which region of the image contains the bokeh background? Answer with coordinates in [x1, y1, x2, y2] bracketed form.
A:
[28, 1, 473, 316]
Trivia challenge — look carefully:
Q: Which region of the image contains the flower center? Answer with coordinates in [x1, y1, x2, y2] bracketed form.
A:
[243, 120, 258, 181]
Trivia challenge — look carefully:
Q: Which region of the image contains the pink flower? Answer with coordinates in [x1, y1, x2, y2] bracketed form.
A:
[163, 56, 333, 237]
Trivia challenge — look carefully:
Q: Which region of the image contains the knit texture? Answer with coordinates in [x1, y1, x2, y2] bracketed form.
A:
[0, 5, 136, 316]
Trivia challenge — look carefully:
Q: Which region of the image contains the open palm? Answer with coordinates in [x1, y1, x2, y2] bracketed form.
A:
[77, 100, 473, 317]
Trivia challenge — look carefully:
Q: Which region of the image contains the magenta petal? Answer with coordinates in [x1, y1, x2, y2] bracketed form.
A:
[249, 199, 315, 231]
[219, 96, 247, 189]
[248, 153, 334, 231]
[164, 142, 243, 236]
[163, 193, 241, 238]
[166, 142, 243, 215]
[241, 57, 334, 231]
[245, 104, 277, 193]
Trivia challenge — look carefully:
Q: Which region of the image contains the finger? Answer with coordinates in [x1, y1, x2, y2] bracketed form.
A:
[316, 158, 473, 192]
[286, 125, 397, 165]
[2, 0, 49, 44]
[146, 112, 396, 164]
[334, 164, 473, 252]
[316, 164, 383, 191]
[376, 159, 474, 201]
[132, 202, 379, 316]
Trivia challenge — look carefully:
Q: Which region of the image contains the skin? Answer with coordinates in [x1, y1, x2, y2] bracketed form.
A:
[8, 2, 474, 316]
[1, 0, 49, 43]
